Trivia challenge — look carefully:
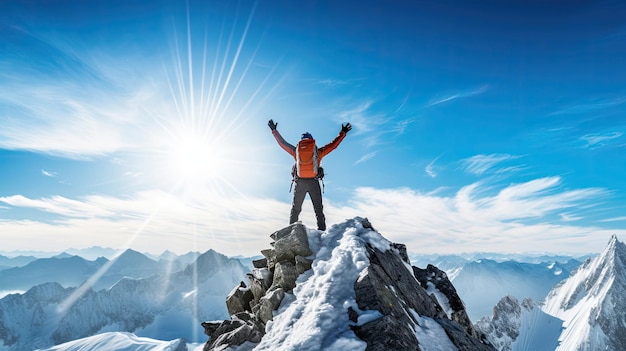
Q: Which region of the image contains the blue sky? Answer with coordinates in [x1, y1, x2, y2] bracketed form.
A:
[1, 0, 625, 256]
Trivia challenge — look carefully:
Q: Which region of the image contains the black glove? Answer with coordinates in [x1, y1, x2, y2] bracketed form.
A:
[268, 119, 277, 131]
[341, 123, 352, 134]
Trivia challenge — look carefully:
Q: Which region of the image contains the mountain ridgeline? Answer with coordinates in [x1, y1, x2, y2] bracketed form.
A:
[1, 219, 624, 350]
[0, 250, 249, 351]
[202, 218, 495, 350]
[476, 235, 626, 351]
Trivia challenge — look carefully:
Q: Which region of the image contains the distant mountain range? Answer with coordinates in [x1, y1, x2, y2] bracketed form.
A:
[0, 249, 185, 293]
[0, 249, 249, 351]
[410, 253, 584, 321]
[4, 231, 621, 351]
[476, 235, 626, 350]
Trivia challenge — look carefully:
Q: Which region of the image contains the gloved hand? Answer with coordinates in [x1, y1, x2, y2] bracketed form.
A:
[268, 119, 277, 131]
[341, 122, 352, 134]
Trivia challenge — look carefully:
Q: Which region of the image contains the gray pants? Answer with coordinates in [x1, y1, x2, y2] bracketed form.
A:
[290, 178, 326, 231]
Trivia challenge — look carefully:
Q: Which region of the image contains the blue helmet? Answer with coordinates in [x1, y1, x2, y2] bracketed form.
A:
[301, 132, 313, 139]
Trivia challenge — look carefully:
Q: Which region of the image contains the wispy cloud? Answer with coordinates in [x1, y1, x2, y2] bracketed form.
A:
[0, 176, 616, 256]
[0, 7, 281, 160]
[427, 85, 488, 107]
[550, 96, 626, 115]
[329, 176, 613, 254]
[560, 213, 583, 222]
[41, 169, 57, 178]
[460, 153, 520, 175]
[335, 100, 412, 152]
[425, 154, 444, 178]
[580, 131, 623, 149]
[0, 191, 289, 256]
[355, 152, 378, 165]
[315, 78, 352, 88]
[599, 216, 626, 222]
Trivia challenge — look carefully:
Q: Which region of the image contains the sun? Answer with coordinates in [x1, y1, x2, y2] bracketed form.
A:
[173, 135, 213, 179]
[164, 127, 224, 189]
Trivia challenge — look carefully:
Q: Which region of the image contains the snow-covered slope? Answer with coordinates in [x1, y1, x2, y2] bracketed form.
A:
[0, 250, 248, 351]
[34, 332, 186, 351]
[475, 296, 562, 351]
[207, 218, 494, 351]
[451, 258, 579, 321]
[541, 234, 626, 351]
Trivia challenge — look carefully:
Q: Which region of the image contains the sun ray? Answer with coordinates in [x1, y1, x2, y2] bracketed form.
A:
[58, 205, 163, 314]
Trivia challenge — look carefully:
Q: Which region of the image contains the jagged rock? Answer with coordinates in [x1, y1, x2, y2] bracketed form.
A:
[295, 255, 313, 274]
[270, 261, 298, 292]
[202, 312, 263, 351]
[246, 267, 273, 308]
[260, 249, 276, 270]
[254, 267, 273, 289]
[252, 258, 267, 268]
[391, 242, 409, 263]
[353, 243, 495, 351]
[360, 244, 444, 318]
[203, 220, 493, 351]
[413, 264, 478, 337]
[352, 244, 443, 350]
[354, 315, 418, 350]
[225, 282, 253, 316]
[256, 288, 285, 324]
[272, 223, 312, 262]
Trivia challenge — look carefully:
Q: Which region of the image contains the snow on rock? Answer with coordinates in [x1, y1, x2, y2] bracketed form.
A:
[0, 250, 248, 351]
[202, 217, 496, 351]
[541, 234, 626, 351]
[475, 296, 561, 351]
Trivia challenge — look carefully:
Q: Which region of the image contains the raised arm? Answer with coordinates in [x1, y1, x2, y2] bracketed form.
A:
[268, 119, 296, 158]
[318, 123, 351, 159]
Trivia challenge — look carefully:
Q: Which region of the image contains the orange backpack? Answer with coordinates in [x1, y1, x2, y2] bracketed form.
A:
[293, 138, 320, 179]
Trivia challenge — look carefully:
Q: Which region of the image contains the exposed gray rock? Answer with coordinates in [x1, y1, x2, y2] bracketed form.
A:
[270, 261, 298, 292]
[202, 220, 494, 351]
[295, 255, 313, 274]
[260, 249, 276, 270]
[201, 312, 263, 351]
[352, 242, 495, 351]
[225, 282, 253, 316]
[203, 223, 314, 351]
[272, 223, 312, 262]
[256, 288, 285, 324]
[252, 258, 267, 269]
[413, 264, 478, 337]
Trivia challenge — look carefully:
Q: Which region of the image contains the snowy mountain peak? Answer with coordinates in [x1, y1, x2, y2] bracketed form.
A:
[542, 235, 626, 351]
[202, 218, 495, 351]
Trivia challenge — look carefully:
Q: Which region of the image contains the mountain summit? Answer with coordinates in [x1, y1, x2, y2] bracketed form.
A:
[541, 234, 626, 350]
[202, 217, 495, 350]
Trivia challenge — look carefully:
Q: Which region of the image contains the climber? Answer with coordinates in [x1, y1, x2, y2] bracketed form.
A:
[268, 119, 351, 231]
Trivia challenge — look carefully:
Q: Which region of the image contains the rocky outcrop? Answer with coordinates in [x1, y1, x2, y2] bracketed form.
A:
[201, 223, 312, 351]
[351, 242, 493, 351]
[201, 219, 495, 351]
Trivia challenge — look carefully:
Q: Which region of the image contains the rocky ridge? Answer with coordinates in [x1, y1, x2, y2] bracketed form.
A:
[201, 218, 495, 350]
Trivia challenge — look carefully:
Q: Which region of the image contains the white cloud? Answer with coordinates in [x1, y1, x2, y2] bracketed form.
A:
[327, 177, 612, 254]
[0, 176, 616, 256]
[550, 96, 626, 115]
[580, 131, 623, 149]
[560, 213, 583, 222]
[425, 154, 443, 178]
[355, 152, 377, 165]
[41, 169, 57, 178]
[428, 85, 488, 107]
[460, 153, 520, 175]
[599, 216, 626, 222]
